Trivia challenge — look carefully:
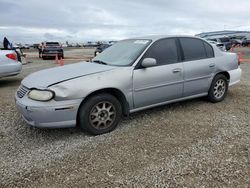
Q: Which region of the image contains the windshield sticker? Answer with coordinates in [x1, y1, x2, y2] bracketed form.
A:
[134, 40, 149, 44]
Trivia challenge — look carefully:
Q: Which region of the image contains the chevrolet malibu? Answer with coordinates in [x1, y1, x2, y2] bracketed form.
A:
[16, 35, 241, 135]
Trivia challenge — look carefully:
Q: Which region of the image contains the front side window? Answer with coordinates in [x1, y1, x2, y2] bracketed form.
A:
[142, 38, 179, 66]
[180, 38, 207, 61]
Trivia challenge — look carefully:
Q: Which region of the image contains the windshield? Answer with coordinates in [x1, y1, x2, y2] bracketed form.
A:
[92, 39, 151, 66]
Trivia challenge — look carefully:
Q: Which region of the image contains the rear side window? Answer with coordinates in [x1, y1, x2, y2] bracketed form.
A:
[204, 42, 214, 58]
[180, 38, 211, 61]
[143, 38, 178, 66]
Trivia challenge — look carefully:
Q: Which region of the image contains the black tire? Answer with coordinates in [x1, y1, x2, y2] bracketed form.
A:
[78, 93, 122, 135]
[207, 74, 228, 103]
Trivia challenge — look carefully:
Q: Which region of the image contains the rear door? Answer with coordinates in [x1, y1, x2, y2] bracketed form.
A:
[133, 38, 184, 108]
[179, 37, 215, 97]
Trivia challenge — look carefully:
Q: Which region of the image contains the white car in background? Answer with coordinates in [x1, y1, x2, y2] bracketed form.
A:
[0, 50, 22, 78]
[207, 40, 226, 51]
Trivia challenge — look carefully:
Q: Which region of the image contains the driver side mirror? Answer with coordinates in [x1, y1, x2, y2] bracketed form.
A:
[141, 58, 157, 68]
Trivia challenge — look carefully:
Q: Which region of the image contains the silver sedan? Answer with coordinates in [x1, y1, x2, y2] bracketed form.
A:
[0, 50, 22, 78]
[15, 35, 241, 135]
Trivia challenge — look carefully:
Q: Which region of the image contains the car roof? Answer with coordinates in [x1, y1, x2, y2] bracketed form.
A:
[131, 35, 202, 42]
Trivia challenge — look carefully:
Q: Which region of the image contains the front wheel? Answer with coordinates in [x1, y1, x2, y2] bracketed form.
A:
[78, 94, 122, 135]
[207, 74, 228, 103]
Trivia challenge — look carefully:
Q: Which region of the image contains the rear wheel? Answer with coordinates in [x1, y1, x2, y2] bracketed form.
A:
[78, 94, 122, 135]
[207, 74, 228, 103]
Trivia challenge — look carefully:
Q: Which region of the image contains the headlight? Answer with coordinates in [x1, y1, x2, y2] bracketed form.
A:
[28, 89, 55, 101]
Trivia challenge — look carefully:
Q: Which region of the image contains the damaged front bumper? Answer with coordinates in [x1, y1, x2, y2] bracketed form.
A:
[15, 94, 82, 128]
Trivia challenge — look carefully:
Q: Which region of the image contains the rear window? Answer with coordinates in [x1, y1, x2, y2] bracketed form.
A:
[46, 42, 59, 46]
[179, 38, 207, 61]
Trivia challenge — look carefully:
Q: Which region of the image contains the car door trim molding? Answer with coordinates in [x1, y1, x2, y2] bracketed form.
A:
[184, 75, 212, 83]
[130, 93, 208, 113]
[134, 80, 184, 92]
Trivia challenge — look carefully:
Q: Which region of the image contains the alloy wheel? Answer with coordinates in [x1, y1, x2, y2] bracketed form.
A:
[213, 79, 226, 99]
[89, 101, 116, 130]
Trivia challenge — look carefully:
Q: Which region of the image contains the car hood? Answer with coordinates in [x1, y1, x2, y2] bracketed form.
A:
[22, 62, 116, 88]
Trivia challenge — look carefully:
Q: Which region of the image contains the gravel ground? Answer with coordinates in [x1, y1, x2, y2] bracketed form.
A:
[0, 48, 249, 187]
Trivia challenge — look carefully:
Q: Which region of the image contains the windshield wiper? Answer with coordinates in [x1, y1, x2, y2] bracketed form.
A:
[92, 60, 108, 65]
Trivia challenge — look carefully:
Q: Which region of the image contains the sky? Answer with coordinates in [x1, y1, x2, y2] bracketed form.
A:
[0, 0, 250, 43]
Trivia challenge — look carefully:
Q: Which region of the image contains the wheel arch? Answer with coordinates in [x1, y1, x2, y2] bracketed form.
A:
[216, 71, 230, 81]
[209, 71, 230, 91]
[77, 88, 130, 125]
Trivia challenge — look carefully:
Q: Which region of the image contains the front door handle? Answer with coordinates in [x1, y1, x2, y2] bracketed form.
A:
[209, 63, 215, 68]
[172, 68, 182, 73]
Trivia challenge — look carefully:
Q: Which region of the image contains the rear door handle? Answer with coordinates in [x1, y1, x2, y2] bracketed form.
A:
[209, 63, 215, 68]
[172, 68, 182, 73]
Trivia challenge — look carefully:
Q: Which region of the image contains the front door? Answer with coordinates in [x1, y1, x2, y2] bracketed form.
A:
[133, 38, 184, 108]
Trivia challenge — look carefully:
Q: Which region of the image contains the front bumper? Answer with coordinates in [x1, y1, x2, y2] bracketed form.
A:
[15, 94, 82, 128]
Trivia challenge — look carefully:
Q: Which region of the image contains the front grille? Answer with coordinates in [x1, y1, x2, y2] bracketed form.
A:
[17, 85, 29, 98]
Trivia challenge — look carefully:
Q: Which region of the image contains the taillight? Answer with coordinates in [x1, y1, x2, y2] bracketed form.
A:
[6, 53, 17, 61]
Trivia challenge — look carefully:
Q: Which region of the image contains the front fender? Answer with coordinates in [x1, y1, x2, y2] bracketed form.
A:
[49, 67, 134, 109]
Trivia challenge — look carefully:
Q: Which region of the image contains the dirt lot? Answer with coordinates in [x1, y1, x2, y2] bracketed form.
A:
[0, 47, 249, 187]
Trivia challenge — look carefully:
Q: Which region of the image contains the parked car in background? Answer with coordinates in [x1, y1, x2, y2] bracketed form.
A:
[75, 43, 82, 47]
[16, 35, 241, 135]
[242, 36, 250, 47]
[32, 44, 40, 49]
[206, 36, 232, 51]
[13, 43, 22, 49]
[94, 43, 111, 56]
[230, 36, 244, 46]
[0, 50, 22, 78]
[231, 39, 242, 46]
[22, 44, 30, 49]
[41, 42, 64, 60]
[61, 43, 68, 48]
[84, 42, 99, 48]
[207, 40, 226, 51]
